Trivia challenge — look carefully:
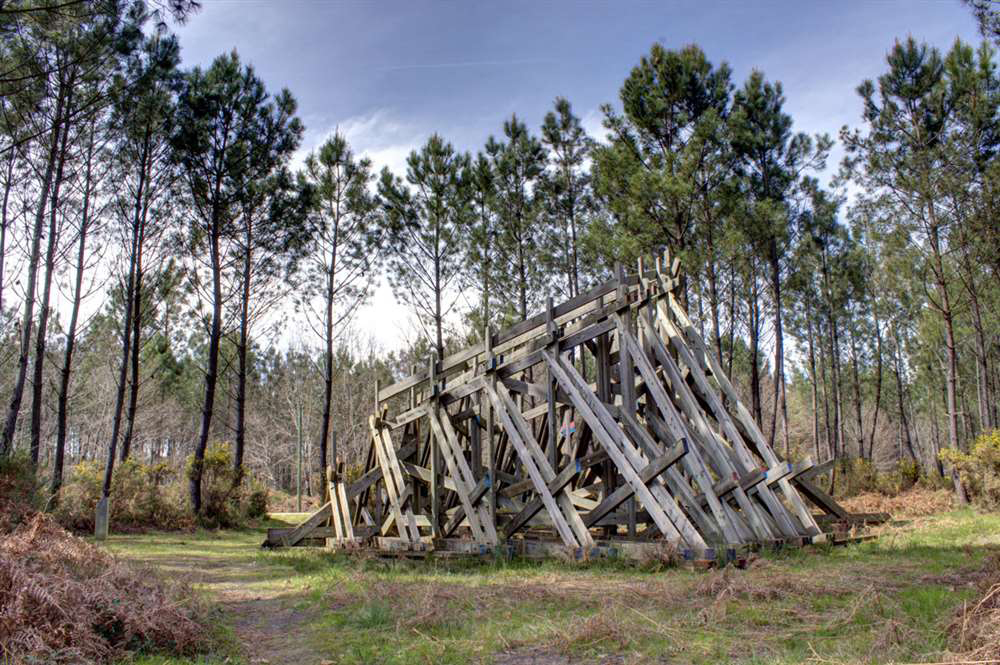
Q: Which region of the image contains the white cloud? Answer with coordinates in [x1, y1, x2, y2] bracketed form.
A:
[289, 109, 439, 353]
[581, 106, 609, 145]
[295, 108, 426, 178]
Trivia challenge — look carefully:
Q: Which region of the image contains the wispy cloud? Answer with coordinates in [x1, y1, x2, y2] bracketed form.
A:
[377, 58, 553, 72]
[295, 108, 427, 177]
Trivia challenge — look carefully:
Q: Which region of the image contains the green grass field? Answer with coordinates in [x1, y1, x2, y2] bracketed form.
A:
[103, 509, 1000, 665]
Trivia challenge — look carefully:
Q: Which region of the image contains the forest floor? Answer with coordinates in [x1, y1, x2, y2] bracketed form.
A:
[102, 508, 1000, 665]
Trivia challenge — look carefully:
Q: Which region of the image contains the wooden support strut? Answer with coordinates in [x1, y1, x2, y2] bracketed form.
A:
[542, 348, 699, 548]
[485, 381, 594, 548]
[660, 291, 827, 534]
[426, 406, 498, 545]
[279, 260, 856, 560]
[369, 415, 422, 547]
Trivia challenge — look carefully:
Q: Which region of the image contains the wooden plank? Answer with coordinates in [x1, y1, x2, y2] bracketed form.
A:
[378, 279, 625, 403]
[583, 441, 686, 528]
[632, 315, 779, 542]
[280, 502, 332, 547]
[663, 292, 826, 535]
[370, 415, 421, 545]
[427, 407, 497, 545]
[501, 441, 610, 538]
[649, 310, 803, 538]
[617, 326, 743, 544]
[620, 409, 723, 541]
[542, 348, 693, 546]
[494, 381, 594, 547]
[486, 382, 593, 548]
[793, 476, 849, 519]
[442, 475, 492, 536]
[336, 481, 355, 541]
[798, 458, 834, 482]
[401, 461, 462, 493]
[501, 449, 607, 497]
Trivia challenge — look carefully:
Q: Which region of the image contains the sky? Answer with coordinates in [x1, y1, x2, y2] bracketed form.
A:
[172, 0, 982, 353]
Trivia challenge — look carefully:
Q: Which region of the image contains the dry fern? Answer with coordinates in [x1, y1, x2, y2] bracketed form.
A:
[0, 514, 212, 663]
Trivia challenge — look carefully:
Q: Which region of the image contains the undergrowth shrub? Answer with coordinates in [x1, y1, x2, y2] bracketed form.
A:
[188, 442, 264, 527]
[832, 457, 928, 498]
[56, 460, 193, 533]
[941, 429, 1000, 510]
[55, 443, 268, 532]
[0, 453, 44, 533]
[876, 458, 922, 495]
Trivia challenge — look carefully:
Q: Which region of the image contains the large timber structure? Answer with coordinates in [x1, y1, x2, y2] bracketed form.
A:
[266, 252, 874, 563]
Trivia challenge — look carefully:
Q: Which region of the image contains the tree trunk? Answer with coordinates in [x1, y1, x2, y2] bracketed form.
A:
[705, 220, 723, 368]
[818, 329, 833, 462]
[120, 261, 144, 462]
[0, 148, 15, 316]
[767, 239, 789, 456]
[967, 278, 993, 432]
[892, 333, 908, 460]
[191, 228, 223, 515]
[318, 204, 340, 480]
[848, 325, 865, 460]
[2, 77, 66, 456]
[928, 221, 966, 502]
[725, 262, 736, 377]
[102, 131, 150, 496]
[807, 316, 820, 463]
[868, 310, 884, 462]
[748, 276, 762, 427]
[232, 237, 252, 489]
[29, 88, 73, 466]
[52, 121, 96, 500]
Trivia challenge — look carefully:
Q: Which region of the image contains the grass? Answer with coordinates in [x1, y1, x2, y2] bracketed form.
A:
[101, 508, 1000, 665]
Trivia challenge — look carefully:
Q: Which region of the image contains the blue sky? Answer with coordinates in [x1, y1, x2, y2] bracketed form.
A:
[173, 0, 982, 350]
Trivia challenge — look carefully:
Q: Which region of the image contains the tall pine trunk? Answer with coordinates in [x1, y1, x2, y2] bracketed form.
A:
[0, 149, 15, 316]
[232, 233, 253, 489]
[103, 131, 150, 496]
[807, 316, 820, 463]
[120, 261, 144, 461]
[868, 312, 884, 461]
[317, 201, 341, 481]
[53, 121, 97, 499]
[767, 238, 789, 456]
[191, 223, 223, 515]
[927, 219, 966, 502]
[29, 83, 74, 466]
[748, 275, 763, 426]
[848, 325, 864, 460]
[2, 78, 67, 456]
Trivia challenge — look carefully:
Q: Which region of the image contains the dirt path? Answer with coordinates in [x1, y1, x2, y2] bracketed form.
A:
[111, 534, 328, 665]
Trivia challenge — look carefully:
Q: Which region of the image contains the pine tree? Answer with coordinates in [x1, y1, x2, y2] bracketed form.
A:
[591, 43, 731, 306]
[299, 132, 380, 477]
[489, 114, 547, 319]
[729, 70, 830, 449]
[171, 50, 302, 515]
[539, 97, 592, 300]
[379, 134, 471, 361]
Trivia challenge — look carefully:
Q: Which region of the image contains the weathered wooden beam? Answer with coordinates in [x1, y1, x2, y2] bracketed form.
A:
[582, 440, 687, 528]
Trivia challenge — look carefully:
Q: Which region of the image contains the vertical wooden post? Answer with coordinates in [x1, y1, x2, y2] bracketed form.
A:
[485, 326, 497, 533]
[595, 328, 615, 538]
[616, 263, 637, 538]
[471, 412, 482, 478]
[296, 400, 303, 513]
[408, 366, 422, 515]
[546, 296, 558, 469]
[429, 355, 441, 538]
